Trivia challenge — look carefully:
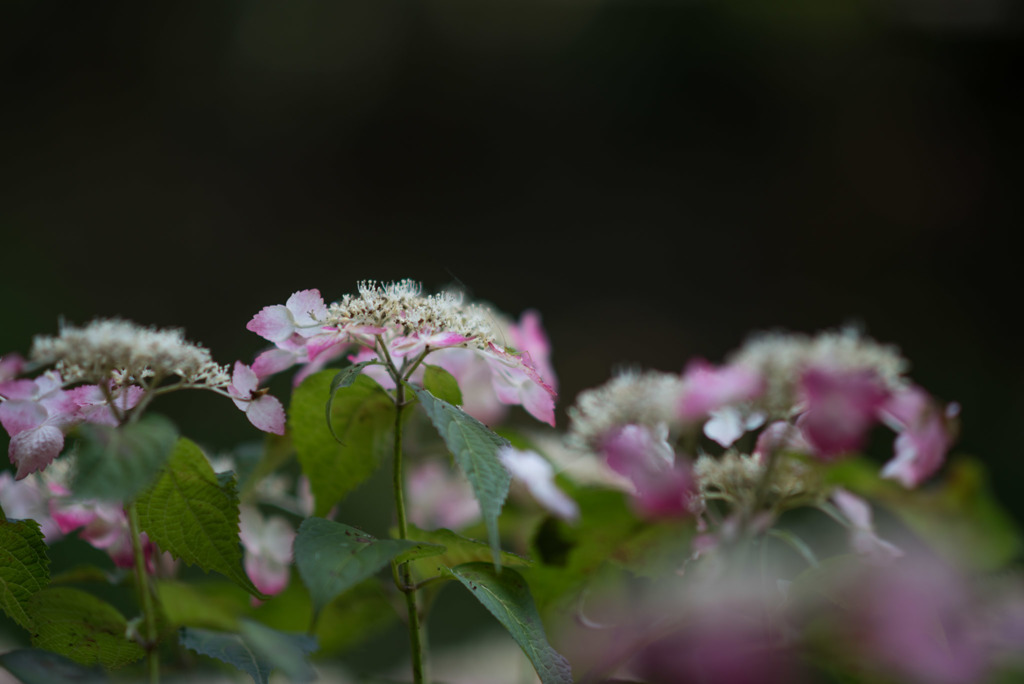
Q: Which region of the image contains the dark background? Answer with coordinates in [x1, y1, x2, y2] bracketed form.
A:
[2, 1, 1022, 517]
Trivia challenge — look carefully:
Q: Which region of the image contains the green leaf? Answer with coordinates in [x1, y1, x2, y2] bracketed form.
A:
[156, 580, 249, 631]
[0, 648, 109, 684]
[72, 414, 179, 501]
[422, 365, 462, 406]
[294, 517, 434, 618]
[448, 563, 573, 684]
[411, 386, 511, 567]
[27, 587, 145, 669]
[326, 361, 380, 443]
[180, 620, 317, 684]
[238, 619, 317, 683]
[291, 370, 395, 517]
[0, 515, 50, 630]
[136, 437, 264, 597]
[401, 526, 529, 584]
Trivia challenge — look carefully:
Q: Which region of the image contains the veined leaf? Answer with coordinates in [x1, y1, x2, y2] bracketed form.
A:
[27, 587, 144, 669]
[294, 517, 438, 618]
[326, 361, 379, 443]
[0, 515, 49, 630]
[72, 414, 178, 501]
[0, 648, 108, 684]
[291, 371, 394, 517]
[180, 621, 316, 684]
[422, 365, 462, 406]
[136, 437, 264, 597]
[449, 563, 573, 684]
[156, 580, 249, 631]
[411, 386, 511, 567]
[401, 526, 529, 583]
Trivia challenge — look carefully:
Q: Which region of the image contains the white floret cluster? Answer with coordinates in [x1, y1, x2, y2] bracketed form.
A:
[694, 451, 821, 509]
[567, 370, 687, 451]
[730, 328, 909, 417]
[31, 318, 231, 388]
[325, 279, 500, 350]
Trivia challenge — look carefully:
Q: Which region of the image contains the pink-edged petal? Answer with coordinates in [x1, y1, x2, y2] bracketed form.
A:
[497, 447, 578, 522]
[285, 289, 327, 335]
[252, 348, 301, 379]
[10, 425, 65, 479]
[798, 367, 889, 458]
[247, 304, 295, 343]
[246, 394, 286, 435]
[0, 379, 38, 401]
[753, 421, 813, 460]
[0, 400, 47, 436]
[305, 331, 349, 362]
[880, 413, 952, 488]
[51, 501, 100, 534]
[679, 359, 764, 420]
[245, 554, 290, 597]
[507, 310, 557, 390]
[519, 379, 556, 427]
[483, 345, 557, 426]
[832, 488, 903, 562]
[407, 461, 481, 531]
[878, 385, 932, 431]
[231, 361, 258, 397]
[0, 353, 26, 382]
[603, 423, 675, 477]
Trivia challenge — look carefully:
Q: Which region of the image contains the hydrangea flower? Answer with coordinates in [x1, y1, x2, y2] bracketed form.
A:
[0, 318, 285, 478]
[238, 504, 296, 599]
[247, 281, 557, 425]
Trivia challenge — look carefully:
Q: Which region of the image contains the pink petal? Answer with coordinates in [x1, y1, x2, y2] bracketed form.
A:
[231, 361, 258, 397]
[679, 360, 763, 420]
[247, 304, 295, 343]
[880, 414, 951, 488]
[497, 447, 578, 521]
[0, 379, 38, 401]
[252, 348, 301, 379]
[0, 400, 47, 436]
[246, 394, 286, 435]
[0, 353, 26, 382]
[10, 425, 65, 479]
[753, 421, 813, 460]
[798, 367, 889, 458]
[285, 289, 327, 335]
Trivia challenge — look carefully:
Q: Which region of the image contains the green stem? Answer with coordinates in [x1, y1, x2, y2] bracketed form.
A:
[390, 377, 427, 684]
[128, 501, 159, 684]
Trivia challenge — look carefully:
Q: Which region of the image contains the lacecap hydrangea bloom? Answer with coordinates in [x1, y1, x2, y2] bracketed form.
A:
[247, 280, 557, 425]
[0, 318, 284, 479]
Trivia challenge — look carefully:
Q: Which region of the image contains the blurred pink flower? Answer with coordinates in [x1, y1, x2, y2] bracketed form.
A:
[238, 505, 296, 599]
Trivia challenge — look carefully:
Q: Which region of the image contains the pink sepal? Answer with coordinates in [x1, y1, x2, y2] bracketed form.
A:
[0, 400, 47, 435]
[285, 289, 327, 337]
[252, 348, 301, 379]
[679, 360, 763, 420]
[247, 305, 294, 343]
[798, 367, 889, 459]
[10, 426, 65, 480]
[246, 395, 286, 435]
[0, 353, 26, 382]
[0, 379, 38, 401]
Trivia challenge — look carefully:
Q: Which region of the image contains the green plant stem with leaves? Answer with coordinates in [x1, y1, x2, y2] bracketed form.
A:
[381, 338, 429, 684]
[128, 500, 160, 684]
